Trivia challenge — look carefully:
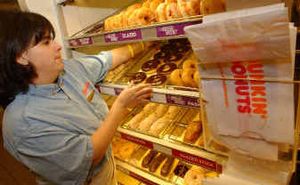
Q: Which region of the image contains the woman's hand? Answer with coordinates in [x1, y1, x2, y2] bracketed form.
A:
[115, 83, 153, 110]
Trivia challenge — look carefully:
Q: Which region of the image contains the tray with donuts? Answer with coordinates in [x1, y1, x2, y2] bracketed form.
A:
[118, 39, 192, 87]
[173, 162, 219, 185]
[137, 149, 179, 182]
[103, 0, 225, 32]
[122, 102, 187, 138]
[167, 109, 205, 148]
[112, 137, 140, 161]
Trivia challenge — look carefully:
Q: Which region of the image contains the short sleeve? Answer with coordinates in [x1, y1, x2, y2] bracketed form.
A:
[76, 51, 113, 84]
[17, 119, 93, 185]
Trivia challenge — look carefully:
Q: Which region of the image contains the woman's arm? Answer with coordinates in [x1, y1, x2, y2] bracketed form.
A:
[111, 42, 148, 69]
[91, 83, 152, 165]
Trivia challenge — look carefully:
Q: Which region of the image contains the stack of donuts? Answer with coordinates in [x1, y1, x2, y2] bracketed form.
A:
[128, 39, 191, 86]
[104, 0, 225, 31]
[169, 55, 199, 88]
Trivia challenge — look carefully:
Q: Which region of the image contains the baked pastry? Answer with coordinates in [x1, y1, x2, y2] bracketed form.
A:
[200, 0, 225, 15]
[177, 0, 200, 17]
[141, 59, 161, 73]
[164, 106, 180, 119]
[174, 162, 190, 178]
[150, 0, 164, 13]
[156, 3, 168, 22]
[157, 63, 177, 75]
[166, 2, 182, 20]
[154, 104, 169, 117]
[142, 150, 158, 168]
[182, 59, 197, 70]
[184, 121, 202, 143]
[170, 69, 185, 86]
[138, 113, 158, 132]
[193, 70, 200, 88]
[160, 155, 175, 176]
[127, 72, 147, 84]
[182, 68, 197, 87]
[183, 167, 205, 185]
[127, 111, 146, 129]
[149, 153, 167, 172]
[143, 102, 158, 113]
[146, 74, 167, 86]
[149, 117, 171, 136]
[135, 7, 155, 26]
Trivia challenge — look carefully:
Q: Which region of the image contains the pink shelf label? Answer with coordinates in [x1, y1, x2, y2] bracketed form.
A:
[156, 22, 198, 37]
[172, 149, 222, 172]
[121, 133, 154, 149]
[166, 94, 200, 107]
[104, 29, 142, 42]
[129, 172, 158, 185]
[69, 37, 93, 47]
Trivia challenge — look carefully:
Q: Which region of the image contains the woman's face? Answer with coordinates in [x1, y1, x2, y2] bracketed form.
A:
[25, 35, 63, 84]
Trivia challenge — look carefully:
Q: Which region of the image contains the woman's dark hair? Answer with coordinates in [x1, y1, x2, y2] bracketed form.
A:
[0, 11, 55, 108]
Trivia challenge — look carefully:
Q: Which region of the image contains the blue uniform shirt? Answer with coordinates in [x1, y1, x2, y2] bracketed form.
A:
[2, 51, 113, 185]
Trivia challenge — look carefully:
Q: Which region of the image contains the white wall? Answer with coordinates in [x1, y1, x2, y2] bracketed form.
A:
[18, 0, 115, 59]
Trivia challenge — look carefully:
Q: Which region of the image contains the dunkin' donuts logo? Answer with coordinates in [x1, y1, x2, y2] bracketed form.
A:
[231, 61, 268, 119]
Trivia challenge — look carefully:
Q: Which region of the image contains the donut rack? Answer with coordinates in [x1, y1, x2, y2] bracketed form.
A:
[54, 0, 299, 184]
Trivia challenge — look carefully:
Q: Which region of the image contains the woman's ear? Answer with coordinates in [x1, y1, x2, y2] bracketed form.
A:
[16, 53, 29, 65]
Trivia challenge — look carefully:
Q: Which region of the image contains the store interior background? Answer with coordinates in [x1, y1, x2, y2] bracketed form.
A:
[0, 0, 299, 184]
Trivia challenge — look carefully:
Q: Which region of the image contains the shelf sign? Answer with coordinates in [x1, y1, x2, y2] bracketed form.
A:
[129, 172, 158, 185]
[120, 133, 154, 149]
[68, 37, 93, 47]
[166, 94, 200, 107]
[104, 29, 142, 43]
[172, 149, 222, 172]
[156, 22, 200, 37]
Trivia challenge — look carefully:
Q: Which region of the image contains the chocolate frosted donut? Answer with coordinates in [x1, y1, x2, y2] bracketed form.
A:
[127, 72, 147, 84]
[157, 63, 177, 75]
[165, 53, 183, 62]
[154, 51, 170, 60]
[141, 59, 161, 72]
[146, 74, 167, 86]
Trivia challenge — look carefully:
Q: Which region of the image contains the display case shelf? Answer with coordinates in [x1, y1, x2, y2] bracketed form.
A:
[97, 83, 201, 108]
[116, 159, 173, 185]
[117, 127, 225, 172]
[66, 17, 202, 48]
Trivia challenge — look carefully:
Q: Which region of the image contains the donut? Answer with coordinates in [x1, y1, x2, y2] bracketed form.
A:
[183, 167, 205, 185]
[156, 3, 168, 22]
[142, 0, 151, 8]
[182, 59, 197, 70]
[200, 0, 225, 15]
[177, 0, 200, 17]
[166, 2, 182, 20]
[170, 69, 184, 86]
[157, 63, 177, 75]
[127, 72, 147, 84]
[141, 59, 161, 73]
[166, 53, 183, 62]
[182, 68, 197, 87]
[150, 0, 163, 13]
[146, 74, 167, 86]
[127, 10, 139, 27]
[193, 70, 200, 87]
[135, 7, 155, 25]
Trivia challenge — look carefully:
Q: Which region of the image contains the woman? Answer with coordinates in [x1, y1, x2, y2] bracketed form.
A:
[0, 10, 152, 185]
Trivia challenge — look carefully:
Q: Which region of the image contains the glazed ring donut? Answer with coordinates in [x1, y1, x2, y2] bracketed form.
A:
[166, 53, 183, 62]
[170, 69, 184, 86]
[182, 68, 197, 87]
[193, 70, 200, 88]
[136, 7, 155, 25]
[150, 0, 163, 13]
[183, 168, 205, 185]
[146, 74, 167, 85]
[141, 59, 161, 72]
[127, 72, 147, 84]
[182, 59, 197, 70]
[156, 3, 168, 22]
[166, 2, 181, 20]
[157, 63, 177, 75]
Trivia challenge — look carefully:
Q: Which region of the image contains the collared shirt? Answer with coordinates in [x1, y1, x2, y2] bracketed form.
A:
[2, 51, 113, 185]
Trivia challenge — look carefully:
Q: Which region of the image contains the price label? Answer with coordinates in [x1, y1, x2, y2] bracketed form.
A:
[166, 94, 200, 107]
[69, 37, 93, 47]
[114, 88, 123, 95]
[156, 22, 199, 37]
[129, 172, 158, 185]
[104, 29, 142, 43]
[100, 86, 115, 96]
[121, 133, 154, 149]
[172, 149, 221, 172]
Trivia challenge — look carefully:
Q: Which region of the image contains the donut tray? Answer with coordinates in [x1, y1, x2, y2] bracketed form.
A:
[166, 109, 205, 149]
[115, 39, 193, 87]
[121, 103, 188, 139]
